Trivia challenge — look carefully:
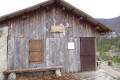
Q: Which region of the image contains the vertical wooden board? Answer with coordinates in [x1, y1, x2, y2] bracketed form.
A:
[8, 20, 14, 38]
[61, 8, 66, 37]
[51, 38, 56, 66]
[45, 38, 50, 67]
[55, 6, 61, 26]
[48, 38, 53, 66]
[64, 12, 69, 37]
[42, 38, 46, 67]
[37, 8, 44, 38]
[59, 38, 64, 66]
[14, 38, 22, 69]
[87, 23, 90, 37]
[18, 17, 23, 37]
[34, 10, 39, 38]
[22, 13, 33, 38]
[8, 38, 14, 70]
[31, 11, 37, 38]
[75, 38, 80, 72]
[45, 7, 54, 38]
[63, 37, 69, 73]
[76, 18, 80, 37]
[79, 22, 83, 37]
[82, 23, 85, 37]
[14, 17, 22, 37]
[68, 13, 73, 37]
[8, 19, 14, 37]
[54, 38, 60, 66]
[28, 11, 34, 38]
[73, 15, 77, 37]
[77, 38, 81, 71]
[73, 38, 78, 72]
[21, 38, 29, 69]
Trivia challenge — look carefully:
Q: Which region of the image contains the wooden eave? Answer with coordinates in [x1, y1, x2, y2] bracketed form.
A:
[0, 0, 112, 33]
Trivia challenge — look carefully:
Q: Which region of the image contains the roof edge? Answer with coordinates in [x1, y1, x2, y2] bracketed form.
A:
[0, 0, 113, 33]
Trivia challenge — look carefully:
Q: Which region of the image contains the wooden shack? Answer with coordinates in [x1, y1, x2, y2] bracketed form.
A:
[0, 0, 112, 79]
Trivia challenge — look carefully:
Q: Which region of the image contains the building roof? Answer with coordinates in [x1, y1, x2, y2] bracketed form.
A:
[0, 0, 112, 33]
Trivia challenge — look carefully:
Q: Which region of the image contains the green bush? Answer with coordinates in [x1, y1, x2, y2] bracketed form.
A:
[118, 77, 120, 80]
[99, 52, 120, 63]
[97, 36, 120, 63]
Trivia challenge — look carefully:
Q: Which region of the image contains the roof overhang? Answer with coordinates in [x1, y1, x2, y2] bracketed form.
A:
[0, 0, 113, 33]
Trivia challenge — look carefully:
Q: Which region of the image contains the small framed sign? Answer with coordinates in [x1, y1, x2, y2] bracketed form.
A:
[68, 42, 74, 49]
[51, 26, 64, 33]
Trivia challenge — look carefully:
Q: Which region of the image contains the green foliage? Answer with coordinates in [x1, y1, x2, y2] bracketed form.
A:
[118, 77, 120, 80]
[99, 52, 120, 63]
[97, 36, 120, 53]
[97, 36, 120, 63]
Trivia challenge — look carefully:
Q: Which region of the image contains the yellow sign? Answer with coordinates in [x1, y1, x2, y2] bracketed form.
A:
[51, 26, 64, 32]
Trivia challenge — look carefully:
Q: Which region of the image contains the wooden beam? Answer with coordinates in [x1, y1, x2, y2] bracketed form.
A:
[86, 23, 88, 37]
[79, 17, 83, 20]
[46, 6, 50, 9]
[95, 26, 100, 30]
[4, 66, 63, 74]
[62, 7, 65, 10]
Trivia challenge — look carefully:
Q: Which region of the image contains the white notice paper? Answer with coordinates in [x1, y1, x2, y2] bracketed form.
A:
[68, 42, 74, 49]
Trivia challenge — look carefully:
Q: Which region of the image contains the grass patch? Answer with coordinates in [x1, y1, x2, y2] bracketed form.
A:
[117, 77, 120, 80]
[97, 36, 120, 53]
[99, 52, 120, 63]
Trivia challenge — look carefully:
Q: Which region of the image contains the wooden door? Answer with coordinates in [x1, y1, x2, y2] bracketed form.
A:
[80, 37, 96, 71]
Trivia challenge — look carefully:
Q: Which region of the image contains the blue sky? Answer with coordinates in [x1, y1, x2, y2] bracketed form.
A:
[0, 0, 120, 19]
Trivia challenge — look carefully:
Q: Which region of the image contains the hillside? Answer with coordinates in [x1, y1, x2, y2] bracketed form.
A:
[97, 36, 120, 63]
[97, 16, 120, 34]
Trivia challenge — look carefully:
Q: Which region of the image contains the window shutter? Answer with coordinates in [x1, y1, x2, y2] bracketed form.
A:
[29, 39, 44, 64]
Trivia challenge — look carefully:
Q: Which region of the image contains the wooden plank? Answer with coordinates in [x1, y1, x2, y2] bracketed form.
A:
[21, 38, 29, 69]
[4, 66, 63, 74]
[86, 23, 88, 37]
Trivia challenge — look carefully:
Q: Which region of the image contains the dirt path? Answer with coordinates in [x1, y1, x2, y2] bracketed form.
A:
[100, 62, 120, 78]
[73, 69, 115, 80]
[73, 62, 120, 80]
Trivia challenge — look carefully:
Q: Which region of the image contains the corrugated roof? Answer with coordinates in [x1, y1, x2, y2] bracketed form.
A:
[0, 0, 112, 33]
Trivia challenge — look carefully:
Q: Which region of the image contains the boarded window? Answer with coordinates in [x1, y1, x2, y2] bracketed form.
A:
[29, 39, 44, 64]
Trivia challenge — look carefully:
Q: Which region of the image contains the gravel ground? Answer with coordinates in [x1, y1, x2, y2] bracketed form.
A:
[100, 62, 120, 79]
[73, 62, 120, 80]
[73, 69, 115, 80]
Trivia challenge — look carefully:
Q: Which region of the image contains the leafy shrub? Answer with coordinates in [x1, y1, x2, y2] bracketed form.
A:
[118, 77, 120, 80]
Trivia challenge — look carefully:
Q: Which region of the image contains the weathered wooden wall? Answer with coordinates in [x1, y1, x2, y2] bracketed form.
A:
[0, 5, 99, 72]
